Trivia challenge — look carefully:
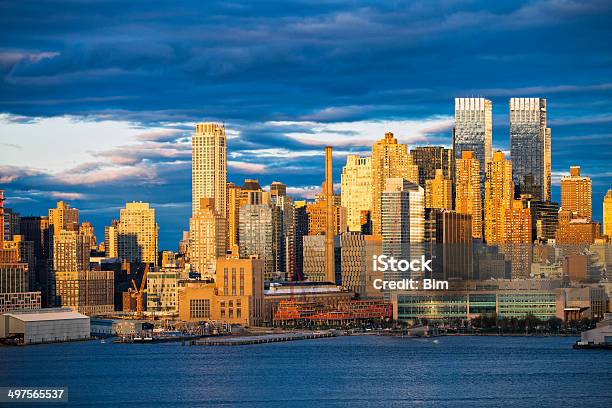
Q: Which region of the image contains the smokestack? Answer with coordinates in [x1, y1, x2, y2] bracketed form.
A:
[324, 146, 335, 284]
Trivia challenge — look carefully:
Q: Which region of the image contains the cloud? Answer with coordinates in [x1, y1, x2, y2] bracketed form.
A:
[227, 161, 267, 173]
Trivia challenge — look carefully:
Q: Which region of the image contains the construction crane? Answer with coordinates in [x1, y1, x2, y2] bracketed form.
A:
[129, 263, 149, 319]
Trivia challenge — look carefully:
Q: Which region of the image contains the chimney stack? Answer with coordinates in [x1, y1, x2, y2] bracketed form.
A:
[324, 147, 335, 284]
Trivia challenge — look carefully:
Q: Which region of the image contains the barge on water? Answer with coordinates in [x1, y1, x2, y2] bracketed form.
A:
[192, 331, 337, 346]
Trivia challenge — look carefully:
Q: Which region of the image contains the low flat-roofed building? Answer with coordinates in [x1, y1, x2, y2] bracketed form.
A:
[0, 308, 90, 345]
[579, 313, 612, 345]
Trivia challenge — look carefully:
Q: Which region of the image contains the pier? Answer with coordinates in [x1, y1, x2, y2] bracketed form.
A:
[191, 331, 337, 346]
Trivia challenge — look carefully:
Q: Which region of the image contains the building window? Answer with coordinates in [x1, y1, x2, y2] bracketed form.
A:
[189, 299, 210, 319]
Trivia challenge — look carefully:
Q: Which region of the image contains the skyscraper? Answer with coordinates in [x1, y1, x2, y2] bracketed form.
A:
[560, 166, 592, 221]
[341, 155, 372, 232]
[381, 178, 424, 262]
[604, 189, 612, 238]
[117, 202, 159, 266]
[410, 146, 454, 187]
[226, 182, 241, 252]
[371, 132, 418, 236]
[192, 123, 227, 216]
[484, 151, 514, 244]
[455, 151, 482, 239]
[238, 204, 281, 281]
[502, 200, 532, 278]
[425, 169, 452, 210]
[510, 98, 551, 200]
[453, 97, 492, 192]
[48, 201, 79, 235]
[189, 198, 227, 276]
[53, 229, 91, 273]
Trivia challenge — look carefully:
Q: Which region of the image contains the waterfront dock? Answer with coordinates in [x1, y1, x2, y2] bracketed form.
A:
[191, 331, 337, 346]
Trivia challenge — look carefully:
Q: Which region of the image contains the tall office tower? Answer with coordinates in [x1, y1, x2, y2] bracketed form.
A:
[48, 201, 79, 235]
[79, 221, 97, 250]
[226, 182, 241, 252]
[371, 132, 419, 236]
[544, 128, 552, 201]
[341, 155, 372, 232]
[501, 200, 532, 278]
[560, 166, 592, 221]
[604, 189, 612, 238]
[117, 202, 159, 266]
[455, 151, 482, 239]
[453, 97, 492, 193]
[55, 270, 114, 315]
[302, 235, 326, 282]
[484, 151, 514, 244]
[510, 98, 550, 200]
[410, 146, 454, 187]
[192, 123, 227, 216]
[306, 192, 347, 236]
[293, 202, 309, 280]
[189, 198, 227, 276]
[270, 181, 287, 199]
[238, 204, 281, 281]
[381, 178, 424, 262]
[3, 208, 20, 241]
[104, 220, 118, 258]
[425, 169, 452, 210]
[433, 210, 473, 281]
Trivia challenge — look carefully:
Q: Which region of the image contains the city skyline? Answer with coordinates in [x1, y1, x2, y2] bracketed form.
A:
[1, 1, 612, 248]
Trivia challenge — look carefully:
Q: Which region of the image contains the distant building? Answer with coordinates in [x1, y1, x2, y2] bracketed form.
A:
[434, 210, 473, 281]
[3, 208, 20, 242]
[410, 146, 453, 188]
[238, 204, 281, 281]
[104, 220, 119, 258]
[371, 132, 419, 236]
[192, 122, 227, 216]
[560, 166, 592, 221]
[48, 201, 79, 235]
[178, 257, 264, 326]
[146, 269, 179, 314]
[453, 97, 492, 194]
[455, 150, 482, 239]
[484, 151, 513, 244]
[226, 182, 241, 251]
[603, 189, 612, 238]
[116, 202, 159, 266]
[502, 200, 532, 279]
[510, 98, 550, 200]
[425, 169, 452, 210]
[55, 270, 114, 315]
[189, 198, 227, 276]
[341, 155, 372, 232]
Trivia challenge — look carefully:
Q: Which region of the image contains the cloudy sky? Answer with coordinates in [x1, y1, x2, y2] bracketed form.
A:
[1, 0, 611, 248]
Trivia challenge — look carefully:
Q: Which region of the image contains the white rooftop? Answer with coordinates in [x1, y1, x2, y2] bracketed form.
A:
[3, 309, 89, 322]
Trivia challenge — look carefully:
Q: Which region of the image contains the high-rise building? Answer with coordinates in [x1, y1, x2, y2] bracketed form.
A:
[226, 182, 241, 252]
[19, 216, 50, 305]
[371, 132, 418, 237]
[53, 229, 91, 273]
[0, 190, 4, 247]
[501, 200, 532, 278]
[302, 235, 326, 282]
[270, 181, 287, 199]
[146, 269, 179, 314]
[510, 98, 551, 200]
[3, 208, 20, 242]
[410, 146, 454, 187]
[79, 221, 97, 250]
[453, 98, 492, 192]
[455, 151, 482, 239]
[293, 202, 308, 281]
[560, 166, 592, 221]
[189, 198, 227, 276]
[341, 155, 372, 232]
[272, 194, 296, 281]
[381, 178, 424, 262]
[48, 201, 79, 235]
[425, 169, 452, 210]
[433, 210, 473, 281]
[528, 200, 560, 241]
[192, 123, 227, 216]
[239, 179, 269, 207]
[116, 202, 158, 266]
[305, 193, 347, 236]
[238, 204, 281, 281]
[3, 235, 35, 290]
[604, 189, 612, 238]
[104, 220, 119, 258]
[484, 151, 514, 244]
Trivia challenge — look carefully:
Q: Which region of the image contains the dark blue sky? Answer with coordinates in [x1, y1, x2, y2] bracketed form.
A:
[0, 0, 611, 249]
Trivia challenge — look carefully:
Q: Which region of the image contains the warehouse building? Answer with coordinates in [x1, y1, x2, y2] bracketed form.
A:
[0, 308, 90, 345]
